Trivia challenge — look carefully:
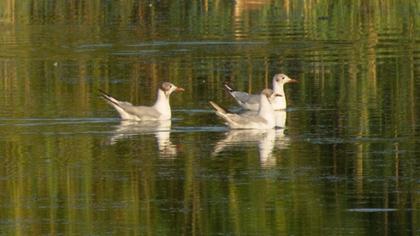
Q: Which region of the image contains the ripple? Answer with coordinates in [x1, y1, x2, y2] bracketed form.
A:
[173, 126, 228, 133]
[128, 41, 267, 47]
[111, 50, 160, 56]
[0, 117, 117, 127]
[77, 43, 113, 49]
[347, 208, 397, 212]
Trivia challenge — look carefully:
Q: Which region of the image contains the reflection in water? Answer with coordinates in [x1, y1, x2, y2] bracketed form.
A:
[109, 120, 177, 158]
[233, 0, 271, 22]
[213, 111, 289, 167]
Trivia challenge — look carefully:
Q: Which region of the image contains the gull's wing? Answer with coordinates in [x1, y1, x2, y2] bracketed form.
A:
[99, 90, 161, 120]
[231, 92, 260, 105]
[210, 101, 270, 129]
[118, 104, 162, 120]
[224, 84, 260, 110]
[230, 91, 250, 103]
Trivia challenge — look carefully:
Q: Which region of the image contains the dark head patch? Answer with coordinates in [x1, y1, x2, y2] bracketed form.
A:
[261, 88, 274, 98]
[160, 82, 173, 92]
[275, 74, 286, 82]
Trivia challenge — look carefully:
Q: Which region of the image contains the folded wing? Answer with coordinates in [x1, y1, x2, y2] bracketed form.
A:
[99, 90, 161, 120]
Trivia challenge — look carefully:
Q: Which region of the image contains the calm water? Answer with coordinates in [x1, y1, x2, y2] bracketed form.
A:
[0, 1, 419, 235]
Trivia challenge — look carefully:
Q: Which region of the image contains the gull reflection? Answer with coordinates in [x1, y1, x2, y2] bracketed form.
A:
[238, 109, 287, 128]
[213, 111, 289, 167]
[109, 120, 177, 158]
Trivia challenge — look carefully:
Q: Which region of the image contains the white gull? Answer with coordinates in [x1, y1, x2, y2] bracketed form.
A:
[99, 82, 184, 121]
[210, 89, 278, 129]
[224, 73, 297, 111]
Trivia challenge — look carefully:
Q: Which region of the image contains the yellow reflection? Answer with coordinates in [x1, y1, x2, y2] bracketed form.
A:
[0, 0, 15, 23]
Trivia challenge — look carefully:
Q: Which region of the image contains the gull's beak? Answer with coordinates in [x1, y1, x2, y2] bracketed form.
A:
[175, 87, 185, 92]
[288, 79, 298, 83]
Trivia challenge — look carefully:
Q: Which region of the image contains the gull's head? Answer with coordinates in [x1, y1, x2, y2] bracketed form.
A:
[261, 88, 282, 103]
[262, 88, 274, 99]
[160, 82, 185, 97]
[273, 73, 298, 85]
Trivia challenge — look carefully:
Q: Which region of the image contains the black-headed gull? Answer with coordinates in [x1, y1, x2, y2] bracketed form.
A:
[99, 82, 184, 121]
[224, 73, 297, 111]
[210, 89, 278, 129]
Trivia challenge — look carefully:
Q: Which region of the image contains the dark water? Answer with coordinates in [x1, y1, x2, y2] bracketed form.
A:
[0, 1, 419, 235]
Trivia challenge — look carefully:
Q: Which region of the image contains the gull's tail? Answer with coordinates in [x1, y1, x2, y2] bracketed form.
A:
[98, 89, 122, 108]
[209, 101, 236, 128]
[209, 101, 227, 114]
[223, 82, 235, 93]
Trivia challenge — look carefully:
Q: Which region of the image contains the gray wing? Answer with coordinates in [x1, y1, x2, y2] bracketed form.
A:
[99, 90, 161, 120]
[231, 91, 260, 105]
[243, 94, 261, 105]
[118, 103, 162, 119]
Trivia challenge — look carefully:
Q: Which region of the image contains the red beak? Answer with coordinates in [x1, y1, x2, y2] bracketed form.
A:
[175, 87, 185, 92]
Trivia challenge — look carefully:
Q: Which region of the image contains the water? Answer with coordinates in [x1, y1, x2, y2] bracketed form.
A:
[0, 1, 419, 235]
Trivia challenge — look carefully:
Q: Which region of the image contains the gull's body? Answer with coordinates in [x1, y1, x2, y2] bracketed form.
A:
[210, 89, 277, 129]
[224, 73, 297, 111]
[99, 82, 184, 121]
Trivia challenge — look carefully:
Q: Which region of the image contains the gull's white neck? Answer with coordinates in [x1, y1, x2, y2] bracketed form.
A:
[258, 94, 275, 127]
[153, 89, 171, 119]
[272, 81, 287, 110]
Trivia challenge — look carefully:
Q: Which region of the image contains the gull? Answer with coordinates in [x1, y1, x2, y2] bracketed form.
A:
[224, 73, 297, 111]
[209, 89, 278, 129]
[99, 82, 184, 121]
